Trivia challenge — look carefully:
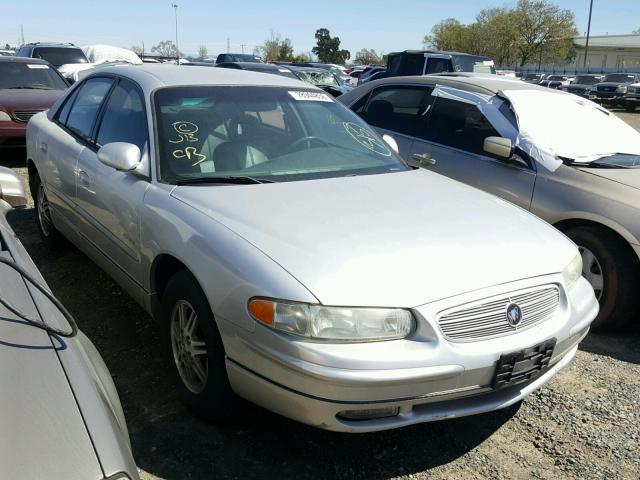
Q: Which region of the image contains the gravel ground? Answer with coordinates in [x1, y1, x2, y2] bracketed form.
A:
[2, 111, 639, 480]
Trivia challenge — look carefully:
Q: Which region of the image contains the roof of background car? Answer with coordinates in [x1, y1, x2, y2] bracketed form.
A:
[339, 73, 556, 106]
[287, 66, 330, 73]
[220, 62, 286, 70]
[83, 64, 308, 90]
[0, 56, 49, 64]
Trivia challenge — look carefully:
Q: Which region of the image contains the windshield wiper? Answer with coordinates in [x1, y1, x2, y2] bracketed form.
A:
[174, 176, 274, 185]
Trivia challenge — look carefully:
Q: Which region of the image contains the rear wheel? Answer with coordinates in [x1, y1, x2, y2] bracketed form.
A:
[161, 270, 243, 421]
[564, 225, 639, 331]
[34, 173, 67, 250]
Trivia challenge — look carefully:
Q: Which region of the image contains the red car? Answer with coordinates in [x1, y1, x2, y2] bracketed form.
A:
[0, 56, 67, 149]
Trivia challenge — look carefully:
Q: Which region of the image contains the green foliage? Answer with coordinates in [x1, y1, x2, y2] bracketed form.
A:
[151, 40, 181, 58]
[312, 28, 350, 64]
[425, 0, 578, 67]
[255, 31, 295, 62]
[354, 48, 383, 65]
[197, 45, 208, 61]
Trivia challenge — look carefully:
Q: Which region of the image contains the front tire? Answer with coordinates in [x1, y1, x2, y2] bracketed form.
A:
[161, 270, 242, 421]
[34, 173, 67, 250]
[564, 226, 639, 331]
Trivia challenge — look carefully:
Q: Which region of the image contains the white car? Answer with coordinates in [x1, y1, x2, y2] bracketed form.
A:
[27, 65, 597, 432]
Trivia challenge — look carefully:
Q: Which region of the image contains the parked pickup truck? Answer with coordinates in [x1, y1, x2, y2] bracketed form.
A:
[624, 83, 640, 112]
[589, 73, 640, 108]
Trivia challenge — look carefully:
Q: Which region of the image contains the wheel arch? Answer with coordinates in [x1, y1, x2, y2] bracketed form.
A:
[26, 157, 37, 198]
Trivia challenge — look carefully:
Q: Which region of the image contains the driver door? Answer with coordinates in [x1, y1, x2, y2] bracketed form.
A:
[74, 78, 150, 292]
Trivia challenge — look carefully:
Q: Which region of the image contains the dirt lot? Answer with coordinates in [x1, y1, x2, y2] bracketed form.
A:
[3, 111, 640, 480]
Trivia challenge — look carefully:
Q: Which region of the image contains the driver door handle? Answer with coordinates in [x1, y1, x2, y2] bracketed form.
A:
[412, 152, 437, 166]
[78, 170, 91, 187]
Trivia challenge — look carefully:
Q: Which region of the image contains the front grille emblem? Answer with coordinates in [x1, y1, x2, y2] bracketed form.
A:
[506, 303, 523, 327]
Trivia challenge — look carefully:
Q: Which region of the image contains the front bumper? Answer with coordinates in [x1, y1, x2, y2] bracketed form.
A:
[221, 275, 597, 432]
[625, 95, 640, 103]
[590, 93, 626, 103]
[0, 122, 27, 148]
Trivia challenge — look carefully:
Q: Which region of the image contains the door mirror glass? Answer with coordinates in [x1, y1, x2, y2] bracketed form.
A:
[97, 142, 141, 171]
[483, 136, 513, 159]
[0, 166, 28, 208]
[382, 134, 399, 154]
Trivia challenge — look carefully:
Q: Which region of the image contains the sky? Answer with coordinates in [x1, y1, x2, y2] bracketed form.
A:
[2, 1, 639, 57]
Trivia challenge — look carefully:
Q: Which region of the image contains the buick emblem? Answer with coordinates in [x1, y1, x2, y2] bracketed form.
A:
[506, 303, 523, 327]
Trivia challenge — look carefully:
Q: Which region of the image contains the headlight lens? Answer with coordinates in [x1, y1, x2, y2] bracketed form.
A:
[562, 253, 583, 290]
[0, 110, 12, 122]
[248, 298, 415, 342]
[616, 85, 628, 93]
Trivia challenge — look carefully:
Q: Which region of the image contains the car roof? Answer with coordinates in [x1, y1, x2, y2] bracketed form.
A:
[84, 64, 308, 90]
[388, 49, 491, 59]
[0, 56, 49, 64]
[222, 62, 285, 70]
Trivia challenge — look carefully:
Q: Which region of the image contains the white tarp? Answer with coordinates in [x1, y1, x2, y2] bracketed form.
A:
[82, 45, 142, 65]
[501, 89, 640, 166]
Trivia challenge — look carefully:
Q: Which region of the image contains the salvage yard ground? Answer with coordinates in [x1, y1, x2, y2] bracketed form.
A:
[4, 111, 640, 480]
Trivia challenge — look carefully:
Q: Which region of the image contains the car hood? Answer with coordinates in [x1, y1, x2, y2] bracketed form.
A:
[595, 82, 627, 88]
[172, 170, 576, 307]
[0, 88, 64, 111]
[576, 167, 640, 190]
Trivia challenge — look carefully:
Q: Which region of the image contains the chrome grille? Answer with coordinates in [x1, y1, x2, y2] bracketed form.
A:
[12, 110, 42, 122]
[437, 286, 560, 342]
[597, 86, 616, 92]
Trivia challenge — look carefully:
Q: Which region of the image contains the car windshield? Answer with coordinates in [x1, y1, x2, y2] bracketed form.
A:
[548, 76, 565, 81]
[591, 153, 640, 168]
[573, 76, 600, 85]
[32, 47, 88, 67]
[603, 74, 636, 83]
[0, 62, 67, 90]
[154, 86, 408, 183]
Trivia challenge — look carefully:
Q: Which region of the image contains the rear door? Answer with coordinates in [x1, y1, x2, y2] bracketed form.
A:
[353, 85, 433, 159]
[41, 77, 114, 231]
[75, 77, 150, 288]
[410, 94, 536, 210]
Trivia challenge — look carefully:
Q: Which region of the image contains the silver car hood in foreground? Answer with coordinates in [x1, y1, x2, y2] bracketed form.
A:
[172, 170, 577, 307]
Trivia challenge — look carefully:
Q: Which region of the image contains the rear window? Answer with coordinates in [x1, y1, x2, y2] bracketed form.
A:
[32, 47, 88, 68]
[451, 55, 495, 74]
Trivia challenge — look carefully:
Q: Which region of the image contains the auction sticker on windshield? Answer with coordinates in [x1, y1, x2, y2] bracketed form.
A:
[288, 91, 333, 102]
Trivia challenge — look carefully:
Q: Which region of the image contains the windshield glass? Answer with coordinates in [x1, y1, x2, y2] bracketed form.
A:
[0, 62, 67, 89]
[603, 74, 636, 83]
[592, 153, 640, 168]
[32, 47, 88, 67]
[298, 70, 339, 86]
[573, 76, 601, 85]
[154, 86, 408, 183]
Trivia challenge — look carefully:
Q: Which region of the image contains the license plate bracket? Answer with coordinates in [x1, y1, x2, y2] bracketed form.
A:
[492, 338, 556, 389]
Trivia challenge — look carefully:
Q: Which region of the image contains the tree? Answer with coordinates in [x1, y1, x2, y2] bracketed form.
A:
[151, 40, 181, 58]
[130, 45, 144, 56]
[354, 48, 383, 65]
[197, 45, 208, 60]
[512, 0, 577, 66]
[255, 31, 295, 62]
[633, 27, 640, 34]
[423, 0, 577, 67]
[312, 28, 350, 64]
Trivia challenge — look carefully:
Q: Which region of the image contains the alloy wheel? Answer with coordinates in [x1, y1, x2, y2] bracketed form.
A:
[37, 183, 52, 237]
[170, 300, 208, 394]
[579, 246, 604, 301]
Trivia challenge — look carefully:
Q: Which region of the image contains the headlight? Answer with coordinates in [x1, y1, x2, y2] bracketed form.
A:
[616, 85, 628, 93]
[0, 111, 12, 122]
[248, 298, 415, 342]
[562, 253, 583, 290]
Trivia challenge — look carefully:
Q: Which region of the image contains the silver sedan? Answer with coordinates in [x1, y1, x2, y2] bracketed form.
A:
[27, 65, 597, 432]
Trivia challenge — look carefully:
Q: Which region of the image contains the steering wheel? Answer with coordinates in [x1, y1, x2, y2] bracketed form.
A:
[287, 136, 329, 152]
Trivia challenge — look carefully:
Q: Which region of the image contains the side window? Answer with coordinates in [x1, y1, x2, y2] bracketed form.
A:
[56, 87, 80, 125]
[425, 58, 452, 74]
[65, 78, 113, 140]
[96, 79, 147, 152]
[359, 87, 429, 136]
[419, 97, 499, 156]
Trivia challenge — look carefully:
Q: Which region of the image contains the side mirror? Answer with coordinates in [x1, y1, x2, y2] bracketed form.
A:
[0, 166, 28, 208]
[97, 142, 141, 171]
[483, 136, 513, 159]
[382, 134, 399, 154]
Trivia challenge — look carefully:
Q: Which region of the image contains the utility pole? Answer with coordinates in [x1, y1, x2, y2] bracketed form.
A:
[227, 38, 230, 53]
[142, 40, 145, 57]
[171, 4, 179, 65]
[20, 24, 24, 45]
[583, 0, 594, 68]
[241, 44, 247, 54]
